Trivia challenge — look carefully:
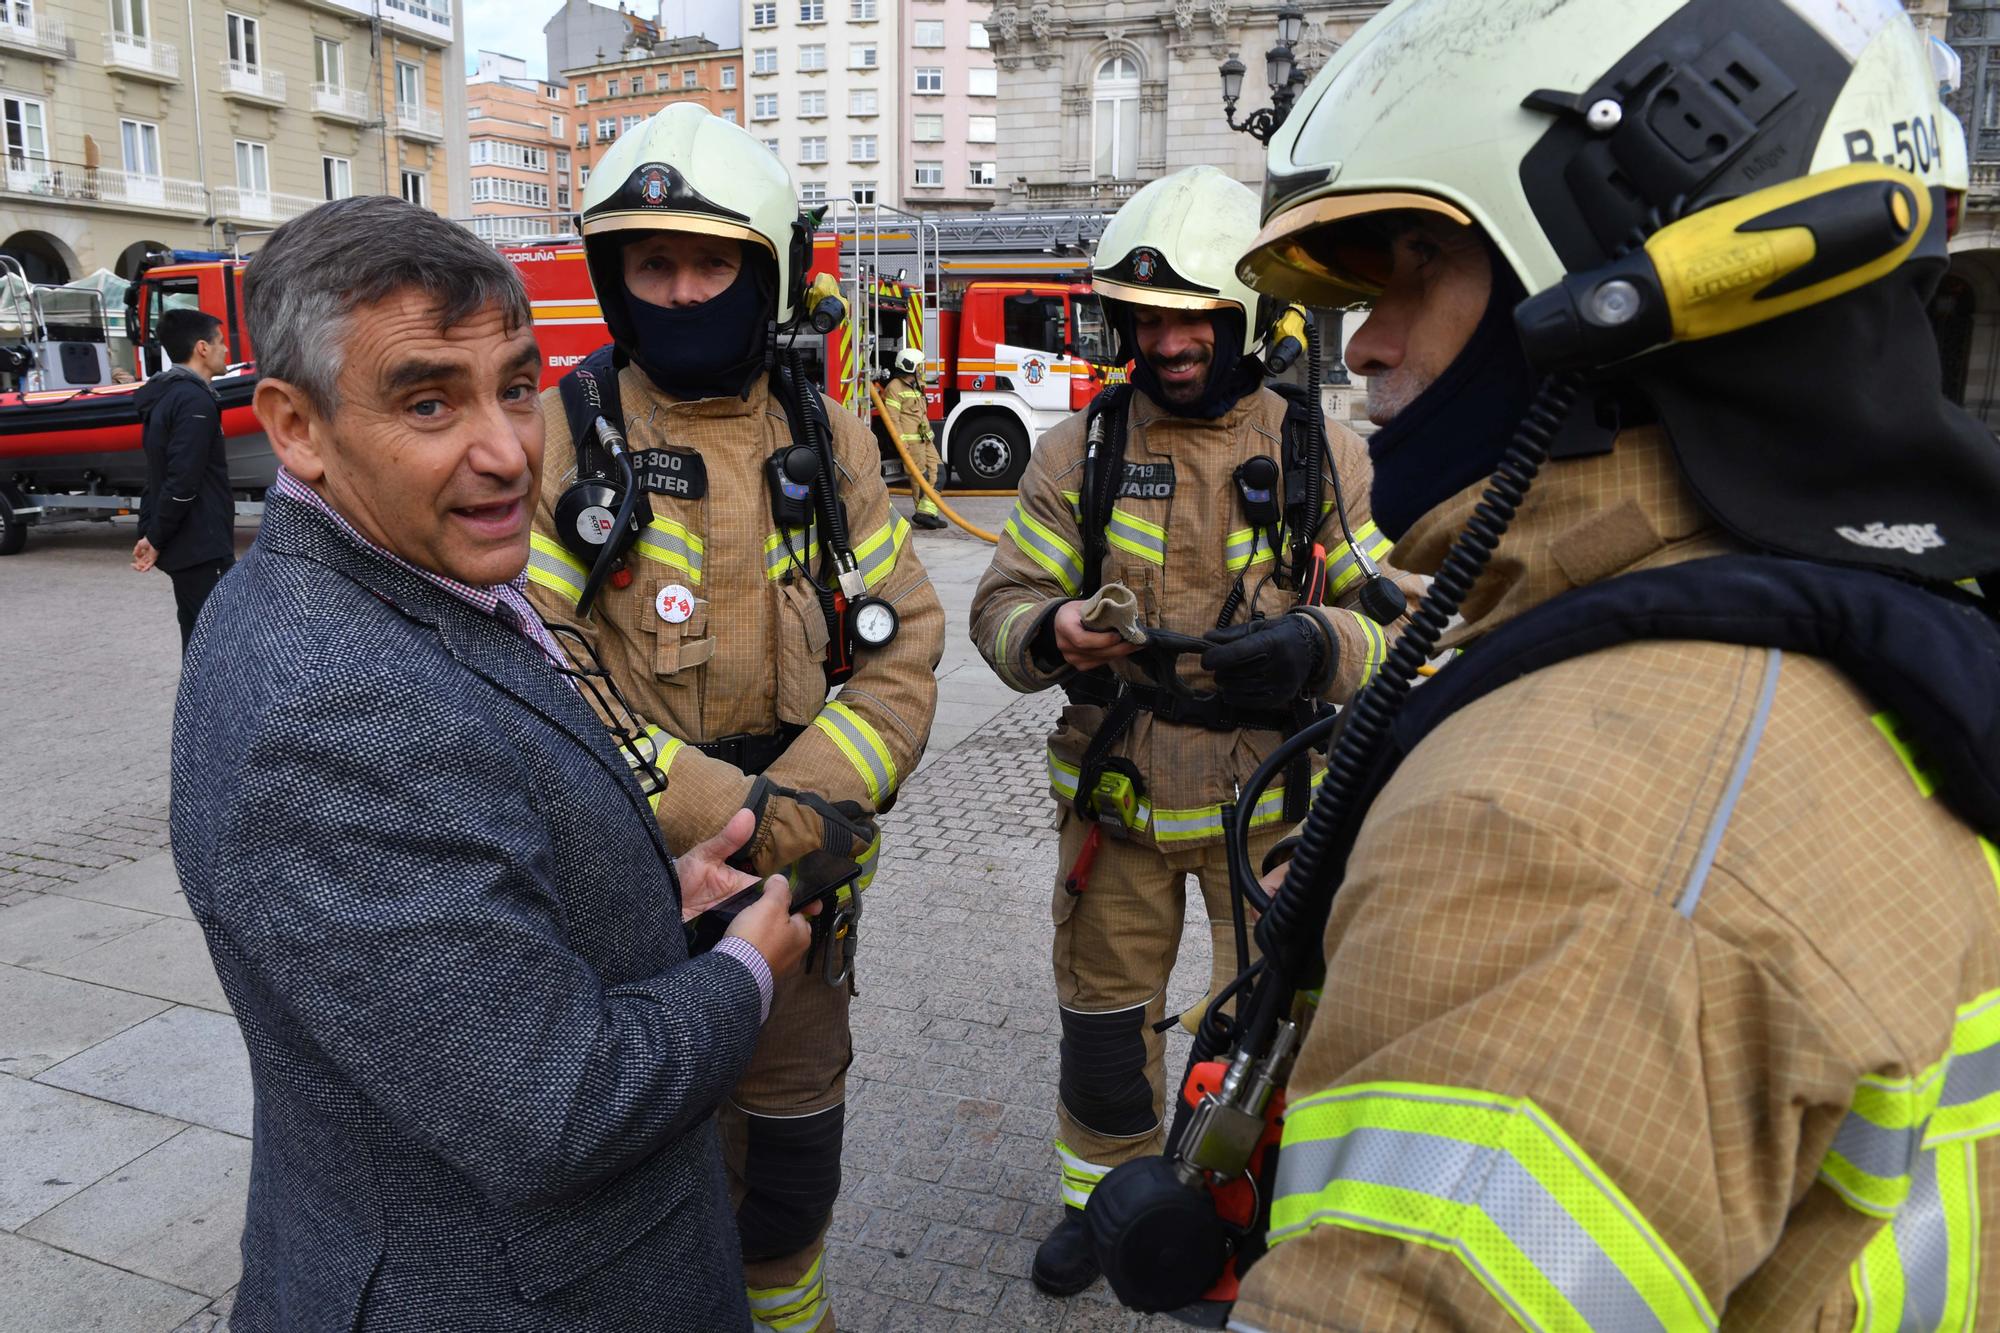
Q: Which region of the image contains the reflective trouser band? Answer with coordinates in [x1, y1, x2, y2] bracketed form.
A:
[1057, 1139, 1113, 1210]
[992, 602, 1038, 691]
[1848, 1138, 1980, 1333]
[635, 516, 703, 583]
[1047, 750, 1321, 842]
[765, 529, 821, 580]
[1268, 1081, 1718, 1332]
[1105, 507, 1166, 566]
[748, 1250, 828, 1332]
[853, 515, 910, 590]
[1324, 521, 1392, 598]
[1005, 504, 1084, 595]
[1224, 526, 1274, 573]
[526, 533, 589, 608]
[812, 700, 896, 804]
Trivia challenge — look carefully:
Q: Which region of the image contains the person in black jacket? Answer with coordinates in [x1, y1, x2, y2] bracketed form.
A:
[133, 308, 234, 650]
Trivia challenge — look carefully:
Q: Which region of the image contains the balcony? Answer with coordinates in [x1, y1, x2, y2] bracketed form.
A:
[103, 31, 177, 80]
[1018, 178, 1140, 207]
[0, 9, 70, 58]
[220, 59, 285, 105]
[1971, 162, 2000, 210]
[211, 185, 319, 224]
[394, 102, 443, 141]
[0, 157, 205, 214]
[379, 0, 451, 47]
[311, 82, 370, 123]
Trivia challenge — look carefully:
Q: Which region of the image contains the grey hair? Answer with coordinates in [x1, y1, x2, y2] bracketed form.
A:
[242, 195, 533, 417]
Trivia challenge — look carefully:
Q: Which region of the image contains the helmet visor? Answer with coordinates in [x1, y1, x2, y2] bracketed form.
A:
[1239, 191, 1473, 307]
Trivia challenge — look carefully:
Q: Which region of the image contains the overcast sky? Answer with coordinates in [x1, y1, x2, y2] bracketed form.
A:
[464, 0, 551, 78]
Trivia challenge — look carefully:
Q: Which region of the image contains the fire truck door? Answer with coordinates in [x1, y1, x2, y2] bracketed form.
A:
[997, 291, 1073, 418]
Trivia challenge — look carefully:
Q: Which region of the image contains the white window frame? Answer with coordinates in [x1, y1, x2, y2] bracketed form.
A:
[848, 87, 877, 116]
[914, 66, 943, 94]
[912, 160, 943, 187]
[750, 0, 775, 25]
[849, 134, 877, 162]
[968, 66, 997, 97]
[120, 117, 161, 177]
[799, 43, 826, 71]
[800, 180, 827, 204]
[574, 82, 589, 104]
[968, 20, 989, 47]
[321, 153, 352, 200]
[913, 20, 943, 46]
[798, 0, 824, 22]
[968, 114, 997, 143]
[851, 179, 875, 204]
[753, 93, 779, 120]
[720, 64, 736, 89]
[753, 47, 778, 74]
[395, 59, 422, 113]
[682, 68, 697, 88]
[314, 36, 343, 88]
[225, 11, 260, 69]
[799, 135, 827, 163]
[914, 113, 943, 141]
[1, 94, 45, 175]
[969, 160, 996, 187]
[722, 107, 738, 124]
[848, 42, 877, 68]
[400, 168, 426, 208]
[550, 113, 564, 137]
[111, 0, 148, 38]
[849, 0, 875, 18]
[555, 148, 570, 172]
[799, 89, 826, 117]
[234, 138, 270, 194]
[606, 78, 620, 97]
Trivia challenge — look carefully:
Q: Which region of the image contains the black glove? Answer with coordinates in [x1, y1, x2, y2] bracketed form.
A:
[1201, 612, 1330, 709]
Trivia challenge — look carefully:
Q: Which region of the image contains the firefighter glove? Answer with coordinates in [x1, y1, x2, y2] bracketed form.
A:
[1201, 611, 1329, 708]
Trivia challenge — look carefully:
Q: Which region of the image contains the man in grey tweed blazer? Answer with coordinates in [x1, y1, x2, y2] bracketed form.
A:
[170, 196, 815, 1331]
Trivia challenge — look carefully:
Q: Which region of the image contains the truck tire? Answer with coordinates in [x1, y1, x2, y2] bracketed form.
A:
[0, 491, 25, 556]
[950, 412, 1029, 489]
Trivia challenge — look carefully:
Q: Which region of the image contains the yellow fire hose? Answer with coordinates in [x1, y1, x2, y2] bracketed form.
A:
[867, 379, 1000, 544]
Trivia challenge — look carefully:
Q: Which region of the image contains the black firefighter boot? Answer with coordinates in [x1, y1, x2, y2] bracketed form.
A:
[1031, 1206, 1100, 1296]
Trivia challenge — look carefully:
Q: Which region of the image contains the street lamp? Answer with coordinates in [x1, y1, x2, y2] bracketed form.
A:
[1221, 5, 1310, 142]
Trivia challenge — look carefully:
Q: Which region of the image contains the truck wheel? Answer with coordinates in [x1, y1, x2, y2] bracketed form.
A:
[950, 413, 1029, 489]
[0, 492, 25, 556]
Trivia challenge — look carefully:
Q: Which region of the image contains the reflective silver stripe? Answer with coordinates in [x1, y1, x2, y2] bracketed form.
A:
[525, 544, 586, 602]
[765, 530, 819, 578]
[1830, 1110, 1927, 1184]
[854, 517, 908, 589]
[1005, 505, 1084, 594]
[1105, 508, 1167, 564]
[1275, 1126, 1670, 1333]
[1943, 1040, 2000, 1118]
[1895, 1144, 1951, 1333]
[635, 519, 702, 581]
[1676, 648, 1783, 918]
[814, 701, 895, 800]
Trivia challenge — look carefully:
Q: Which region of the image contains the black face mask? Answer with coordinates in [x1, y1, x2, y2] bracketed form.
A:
[1365, 252, 1535, 542]
[625, 261, 769, 400]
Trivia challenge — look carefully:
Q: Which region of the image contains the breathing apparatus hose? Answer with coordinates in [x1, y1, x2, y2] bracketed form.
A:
[576, 420, 640, 618]
[782, 348, 849, 556]
[865, 378, 1001, 543]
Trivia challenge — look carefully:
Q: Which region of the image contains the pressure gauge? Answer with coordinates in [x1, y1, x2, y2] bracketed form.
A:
[851, 595, 900, 649]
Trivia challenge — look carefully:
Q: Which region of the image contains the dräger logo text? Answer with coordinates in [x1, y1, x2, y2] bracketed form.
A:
[1836, 521, 1945, 555]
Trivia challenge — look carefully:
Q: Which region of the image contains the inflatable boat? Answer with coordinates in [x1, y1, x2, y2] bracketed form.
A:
[0, 366, 273, 493]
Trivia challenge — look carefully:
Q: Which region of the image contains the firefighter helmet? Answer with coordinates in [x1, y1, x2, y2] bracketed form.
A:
[580, 102, 808, 344]
[1093, 165, 1268, 356]
[1240, 0, 1956, 310]
[894, 346, 925, 377]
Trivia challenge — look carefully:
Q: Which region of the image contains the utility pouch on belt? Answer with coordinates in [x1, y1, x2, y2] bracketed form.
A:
[1090, 758, 1145, 839]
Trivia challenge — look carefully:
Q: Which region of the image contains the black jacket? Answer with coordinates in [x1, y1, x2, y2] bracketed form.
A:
[137, 366, 232, 571]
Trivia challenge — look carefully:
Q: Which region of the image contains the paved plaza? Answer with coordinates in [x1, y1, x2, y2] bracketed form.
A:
[0, 501, 1208, 1332]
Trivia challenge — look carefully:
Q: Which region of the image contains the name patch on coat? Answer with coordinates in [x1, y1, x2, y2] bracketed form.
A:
[1117, 461, 1176, 501]
[633, 448, 708, 499]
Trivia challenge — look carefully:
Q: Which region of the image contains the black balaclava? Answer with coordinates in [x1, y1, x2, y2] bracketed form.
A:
[621, 243, 773, 400]
[1364, 242, 1535, 542]
[1111, 302, 1264, 420]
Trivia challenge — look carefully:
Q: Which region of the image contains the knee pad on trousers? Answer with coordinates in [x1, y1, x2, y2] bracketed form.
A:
[736, 1103, 845, 1262]
[1058, 1003, 1155, 1138]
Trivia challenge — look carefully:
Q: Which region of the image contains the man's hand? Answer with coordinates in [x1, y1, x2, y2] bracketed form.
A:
[1054, 599, 1142, 672]
[1202, 612, 1329, 708]
[677, 808, 764, 921]
[725, 877, 817, 977]
[131, 537, 158, 573]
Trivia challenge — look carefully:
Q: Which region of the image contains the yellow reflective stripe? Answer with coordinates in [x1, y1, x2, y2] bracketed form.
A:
[812, 699, 896, 803]
[1104, 507, 1167, 565]
[1057, 1139, 1113, 1209]
[993, 601, 1037, 691]
[526, 532, 589, 606]
[1271, 1081, 1717, 1332]
[748, 1249, 828, 1331]
[845, 833, 879, 901]
[1045, 751, 1153, 830]
[1352, 611, 1388, 690]
[1005, 504, 1084, 595]
[1061, 489, 1083, 523]
[1932, 990, 2000, 1146]
[622, 726, 682, 814]
[632, 516, 703, 584]
[1224, 526, 1274, 573]
[764, 528, 821, 580]
[1151, 769, 1325, 845]
[1848, 1137, 1981, 1332]
[854, 515, 909, 590]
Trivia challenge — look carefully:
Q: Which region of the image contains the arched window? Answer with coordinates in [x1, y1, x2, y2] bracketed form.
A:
[1093, 54, 1139, 179]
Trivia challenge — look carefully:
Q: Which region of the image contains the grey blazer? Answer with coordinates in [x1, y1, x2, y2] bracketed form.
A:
[171, 492, 759, 1332]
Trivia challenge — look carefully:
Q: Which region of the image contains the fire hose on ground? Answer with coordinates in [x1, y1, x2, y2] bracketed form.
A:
[866, 379, 1000, 545]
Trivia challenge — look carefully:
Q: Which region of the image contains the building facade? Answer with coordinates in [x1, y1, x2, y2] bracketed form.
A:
[899, 0, 997, 211]
[1940, 0, 2000, 426]
[563, 38, 743, 204]
[742, 0, 899, 209]
[0, 0, 463, 283]
[468, 51, 573, 242]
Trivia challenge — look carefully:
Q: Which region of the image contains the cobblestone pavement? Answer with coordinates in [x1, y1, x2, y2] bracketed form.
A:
[0, 503, 1208, 1331]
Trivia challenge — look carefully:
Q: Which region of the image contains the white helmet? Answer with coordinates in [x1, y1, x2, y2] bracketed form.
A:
[1093, 165, 1269, 359]
[581, 102, 809, 343]
[894, 346, 925, 377]
[1241, 0, 1954, 309]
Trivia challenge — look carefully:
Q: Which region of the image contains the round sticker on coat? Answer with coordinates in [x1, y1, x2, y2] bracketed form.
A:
[655, 583, 695, 624]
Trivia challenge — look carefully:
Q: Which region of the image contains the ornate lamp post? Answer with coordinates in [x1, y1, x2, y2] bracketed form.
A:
[1220, 5, 1307, 142]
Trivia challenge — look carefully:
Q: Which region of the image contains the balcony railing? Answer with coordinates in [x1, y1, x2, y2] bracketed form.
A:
[0, 8, 70, 57]
[311, 82, 370, 121]
[1019, 178, 1140, 206]
[395, 102, 443, 140]
[211, 185, 319, 224]
[0, 156, 205, 213]
[220, 58, 285, 104]
[103, 30, 177, 79]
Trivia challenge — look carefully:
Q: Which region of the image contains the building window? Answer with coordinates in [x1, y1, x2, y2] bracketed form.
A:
[849, 43, 877, 68]
[321, 154, 352, 199]
[968, 114, 996, 143]
[801, 180, 827, 204]
[682, 68, 697, 88]
[1093, 54, 1139, 179]
[850, 0, 874, 17]
[121, 118, 161, 177]
[850, 134, 877, 162]
[396, 60, 422, 113]
[111, 0, 148, 38]
[912, 160, 942, 187]
[579, 164, 591, 184]
[913, 114, 943, 141]
[723, 107, 738, 123]
[914, 66, 942, 94]
[400, 169, 426, 208]
[557, 184, 571, 208]
[575, 83, 589, 104]
[969, 67, 997, 97]
[800, 135, 827, 162]
[721, 65, 737, 89]
[2, 95, 45, 167]
[800, 44, 826, 70]
[800, 89, 826, 117]
[235, 138, 269, 193]
[799, 0, 823, 21]
[753, 47, 777, 73]
[621, 114, 643, 132]
[968, 20, 989, 47]
[969, 160, 996, 187]
[551, 113, 564, 137]
[597, 116, 616, 140]
[656, 72, 671, 91]
[225, 11, 260, 69]
[577, 123, 590, 145]
[556, 149, 570, 172]
[751, 0, 775, 24]
[314, 36, 343, 88]
[913, 20, 943, 46]
[753, 93, 778, 120]
[851, 179, 875, 204]
[849, 87, 877, 116]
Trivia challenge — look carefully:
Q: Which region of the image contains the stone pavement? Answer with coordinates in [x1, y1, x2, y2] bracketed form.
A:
[0, 502, 1211, 1331]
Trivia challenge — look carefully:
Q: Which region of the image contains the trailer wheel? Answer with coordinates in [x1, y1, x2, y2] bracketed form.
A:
[950, 413, 1029, 489]
[0, 492, 24, 556]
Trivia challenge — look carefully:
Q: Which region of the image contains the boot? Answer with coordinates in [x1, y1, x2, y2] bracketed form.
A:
[911, 509, 947, 530]
[1031, 1205, 1100, 1296]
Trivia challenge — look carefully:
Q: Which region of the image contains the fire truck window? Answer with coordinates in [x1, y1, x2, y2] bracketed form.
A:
[1072, 296, 1112, 363]
[1002, 293, 1066, 355]
[142, 276, 201, 375]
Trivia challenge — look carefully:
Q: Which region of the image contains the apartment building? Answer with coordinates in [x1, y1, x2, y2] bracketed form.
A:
[468, 51, 573, 241]
[0, 0, 464, 283]
[743, 0, 898, 210]
[900, 0, 995, 212]
[564, 37, 744, 201]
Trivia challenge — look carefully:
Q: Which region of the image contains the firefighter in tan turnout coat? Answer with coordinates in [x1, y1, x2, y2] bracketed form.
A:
[1195, 1, 2000, 1328]
[523, 105, 943, 1333]
[881, 347, 945, 529]
[969, 165, 1420, 1297]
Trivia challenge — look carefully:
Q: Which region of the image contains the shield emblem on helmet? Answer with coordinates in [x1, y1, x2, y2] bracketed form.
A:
[640, 166, 672, 206]
[1132, 249, 1157, 282]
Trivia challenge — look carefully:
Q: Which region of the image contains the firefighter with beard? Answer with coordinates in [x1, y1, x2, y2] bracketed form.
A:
[881, 346, 945, 529]
[523, 105, 944, 1333]
[967, 164, 1421, 1297]
[1194, 0, 2000, 1327]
